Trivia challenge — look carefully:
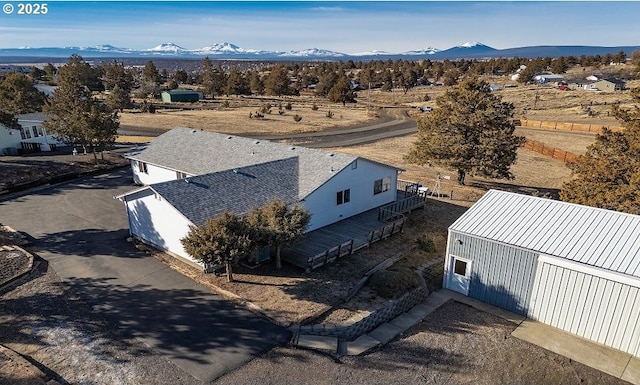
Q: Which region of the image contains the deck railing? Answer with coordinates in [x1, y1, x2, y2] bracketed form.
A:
[397, 179, 421, 196]
[378, 194, 426, 222]
[306, 239, 354, 272]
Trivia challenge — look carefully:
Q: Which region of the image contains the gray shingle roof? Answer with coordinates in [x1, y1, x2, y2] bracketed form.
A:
[151, 157, 299, 226]
[125, 127, 359, 199]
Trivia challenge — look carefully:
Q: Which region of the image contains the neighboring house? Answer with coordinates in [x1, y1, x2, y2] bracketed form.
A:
[590, 78, 626, 91]
[533, 74, 565, 84]
[161, 89, 203, 103]
[444, 189, 640, 357]
[0, 112, 65, 155]
[117, 127, 401, 265]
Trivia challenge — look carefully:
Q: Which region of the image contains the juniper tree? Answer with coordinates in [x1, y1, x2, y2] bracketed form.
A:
[406, 77, 524, 185]
[0, 72, 46, 128]
[43, 55, 119, 158]
[248, 200, 310, 270]
[560, 87, 640, 214]
[181, 212, 254, 282]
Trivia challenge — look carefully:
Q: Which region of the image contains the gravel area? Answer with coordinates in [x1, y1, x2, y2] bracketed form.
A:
[0, 250, 30, 288]
[0, 262, 204, 385]
[215, 301, 630, 385]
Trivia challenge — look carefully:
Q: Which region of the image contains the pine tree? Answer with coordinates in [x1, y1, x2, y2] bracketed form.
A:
[560, 88, 640, 214]
[264, 65, 291, 96]
[327, 75, 355, 105]
[406, 77, 524, 185]
[248, 71, 264, 95]
[143, 60, 160, 85]
[0, 72, 46, 128]
[225, 67, 251, 96]
[43, 55, 119, 159]
[102, 60, 134, 93]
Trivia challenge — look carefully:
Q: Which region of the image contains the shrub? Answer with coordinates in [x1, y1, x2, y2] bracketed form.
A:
[285, 102, 292, 110]
[369, 266, 421, 299]
[140, 100, 156, 114]
[261, 103, 272, 114]
[221, 100, 230, 108]
[326, 110, 334, 118]
[293, 114, 302, 122]
[416, 236, 437, 252]
[311, 103, 319, 111]
[423, 93, 431, 102]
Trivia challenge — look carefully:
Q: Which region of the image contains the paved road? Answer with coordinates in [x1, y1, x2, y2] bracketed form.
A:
[0, 169, 290, 383]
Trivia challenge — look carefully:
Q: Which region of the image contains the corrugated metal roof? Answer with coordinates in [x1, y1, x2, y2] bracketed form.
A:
[450, 189, 640, 279]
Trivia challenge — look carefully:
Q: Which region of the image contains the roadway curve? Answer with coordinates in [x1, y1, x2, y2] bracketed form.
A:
[118, 107, 419, 148]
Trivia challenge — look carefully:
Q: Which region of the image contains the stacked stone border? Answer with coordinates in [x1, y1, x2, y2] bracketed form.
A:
[291, 258, 440, 342]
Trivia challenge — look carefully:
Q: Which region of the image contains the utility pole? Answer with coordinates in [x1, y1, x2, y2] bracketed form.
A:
[367, 81, 371, 116]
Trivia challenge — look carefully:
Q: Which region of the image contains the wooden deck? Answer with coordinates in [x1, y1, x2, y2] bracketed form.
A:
[282, 208, 386, 270]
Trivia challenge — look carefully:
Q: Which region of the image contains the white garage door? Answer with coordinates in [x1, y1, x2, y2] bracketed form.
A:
[529, 255, 640, 356]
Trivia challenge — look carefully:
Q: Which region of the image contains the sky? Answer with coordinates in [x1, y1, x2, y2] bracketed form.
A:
[1, 1, 639, 54]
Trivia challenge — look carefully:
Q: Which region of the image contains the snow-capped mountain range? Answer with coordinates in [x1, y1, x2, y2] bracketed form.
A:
[1, 41, 637, 61]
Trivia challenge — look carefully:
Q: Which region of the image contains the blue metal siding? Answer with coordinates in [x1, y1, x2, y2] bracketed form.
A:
[448, 232, 538, 315]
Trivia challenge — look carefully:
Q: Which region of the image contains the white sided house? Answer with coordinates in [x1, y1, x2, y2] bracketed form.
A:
[444, 190, 640, 357]
[0, 112, 65, 155]
[118, 128, 401, 265]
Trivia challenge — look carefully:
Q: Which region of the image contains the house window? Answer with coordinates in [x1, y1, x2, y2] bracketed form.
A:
[176, 171, 188, 179]
[336, 189, 350, 205]
[138, 161, 148, 174]
[37, 126, 44, 136]
[32, 126, 39, 137]
[374, 177, 391, 195]
[19, 128, 26, 140]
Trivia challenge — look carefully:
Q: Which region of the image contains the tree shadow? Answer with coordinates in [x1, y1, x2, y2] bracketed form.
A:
[0, 167, 135, 205]
[0, 260, 290, 368]
[471, 180, 561, 199]
[31, 228, 142, 259]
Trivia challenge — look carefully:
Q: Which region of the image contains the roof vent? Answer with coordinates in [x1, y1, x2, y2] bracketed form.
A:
[191, 130, 197, 134]
[185, 178, 190, 183]
[254, 140, 260, 144]
[233, 169, 238, 173]
[327, 153, 335, 157]
[227, 136, 233, 140]
[289, 146, 296, 151]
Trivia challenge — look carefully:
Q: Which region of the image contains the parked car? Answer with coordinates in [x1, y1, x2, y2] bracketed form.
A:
[419, 106, 433, 112]
[557, 85, 569, 91]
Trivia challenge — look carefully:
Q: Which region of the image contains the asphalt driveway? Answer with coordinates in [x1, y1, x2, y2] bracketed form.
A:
[0, 168, 290, 383]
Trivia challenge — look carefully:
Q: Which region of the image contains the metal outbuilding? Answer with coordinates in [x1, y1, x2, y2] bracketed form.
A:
[444, 189, 640, 356]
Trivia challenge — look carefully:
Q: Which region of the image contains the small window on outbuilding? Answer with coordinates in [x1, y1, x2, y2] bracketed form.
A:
[454, 259, 468, 276]
[138, 161, 148, 174]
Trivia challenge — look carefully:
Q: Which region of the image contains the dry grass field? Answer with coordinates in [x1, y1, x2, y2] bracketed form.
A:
[119, 98, 374, 136]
